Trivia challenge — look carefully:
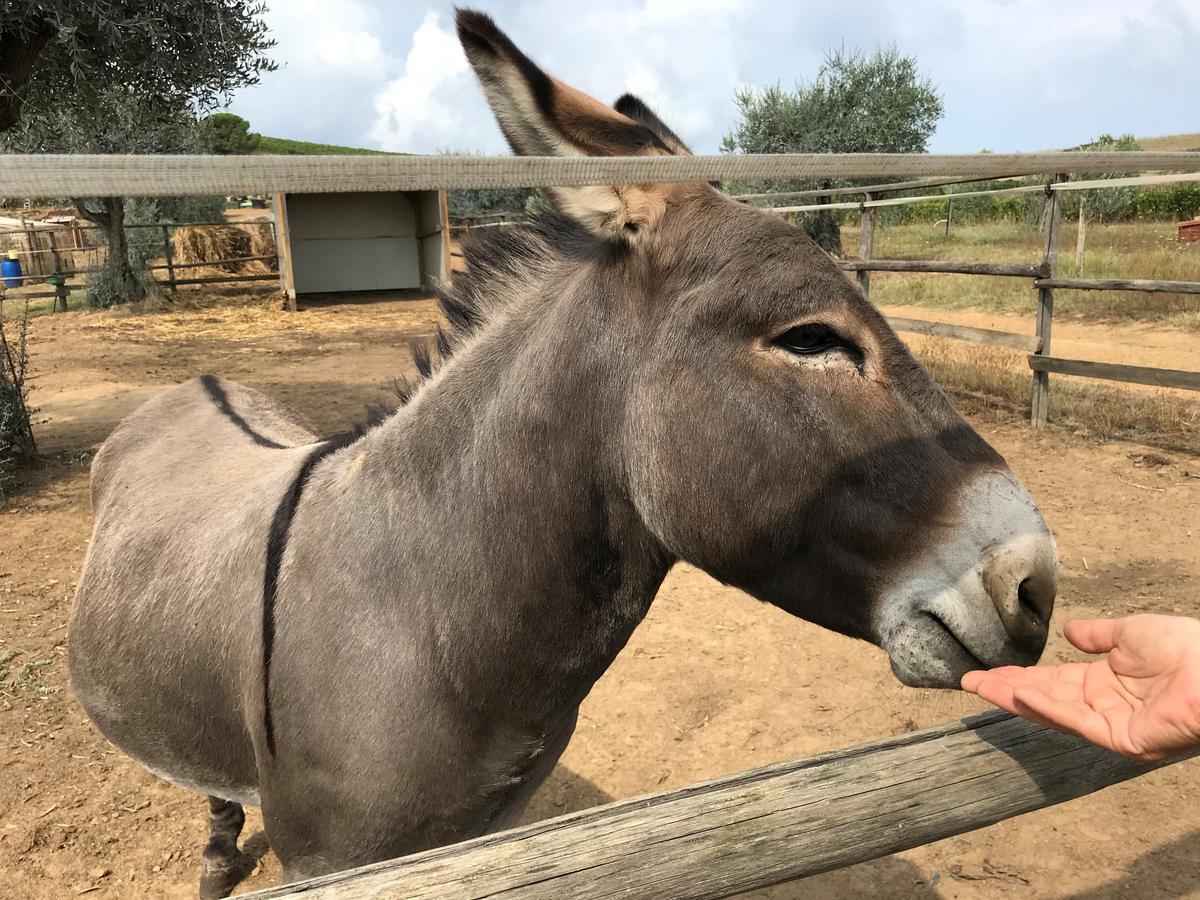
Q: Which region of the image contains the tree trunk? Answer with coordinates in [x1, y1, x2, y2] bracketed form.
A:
[0, 26, 53, 132]
[806, 182, 843, 255]
[73, 197, 146, 304]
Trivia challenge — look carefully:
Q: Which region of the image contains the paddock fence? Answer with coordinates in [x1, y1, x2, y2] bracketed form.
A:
[734, 170, 1200, 426]
[2, 150, 1199, 895]
[0, 218, 279, 310]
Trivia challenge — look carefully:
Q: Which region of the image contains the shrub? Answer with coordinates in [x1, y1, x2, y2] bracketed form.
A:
[0, 302, 36, 501]
[85, 260, 157, 309]
[1134, 185, 1200, 222]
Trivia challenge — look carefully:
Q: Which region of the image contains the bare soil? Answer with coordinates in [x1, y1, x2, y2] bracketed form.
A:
[2, 290, 1199, 898]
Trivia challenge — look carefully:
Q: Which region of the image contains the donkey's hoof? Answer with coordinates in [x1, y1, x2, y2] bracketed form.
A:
[199, 852, 251, 899]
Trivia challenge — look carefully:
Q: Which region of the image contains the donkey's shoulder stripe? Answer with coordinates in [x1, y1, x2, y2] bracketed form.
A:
[261, 431, 360, 755]
[201, 375, 289, 450]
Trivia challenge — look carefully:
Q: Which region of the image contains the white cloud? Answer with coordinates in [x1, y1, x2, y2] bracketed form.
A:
[231, 0, 1200, 156]
[370, 11, 474, 152]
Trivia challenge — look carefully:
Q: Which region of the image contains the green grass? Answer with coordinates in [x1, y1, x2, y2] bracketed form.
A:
[256, 135, 399, 156]
[842, 221, 1200, 329]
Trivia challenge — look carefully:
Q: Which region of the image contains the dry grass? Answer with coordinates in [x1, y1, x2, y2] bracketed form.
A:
[1139, 133, 1200, 151]
[172, 224, 278, 276]
[909, 336, 1200, 454]
[74, 285, 444, 345]
[842, 221, 1200, 329]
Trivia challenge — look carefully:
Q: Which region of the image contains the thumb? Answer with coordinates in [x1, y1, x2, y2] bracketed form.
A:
[1064, 618, 1122, 655]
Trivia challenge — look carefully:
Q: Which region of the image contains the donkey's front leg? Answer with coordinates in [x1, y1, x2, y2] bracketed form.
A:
[198, 796, 264, 899]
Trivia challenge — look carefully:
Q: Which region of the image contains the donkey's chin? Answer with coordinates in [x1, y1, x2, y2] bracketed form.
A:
[883, 613, 991, 689]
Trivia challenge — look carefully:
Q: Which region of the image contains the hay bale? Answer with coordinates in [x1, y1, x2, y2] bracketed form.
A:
[172, 224, 278, 275]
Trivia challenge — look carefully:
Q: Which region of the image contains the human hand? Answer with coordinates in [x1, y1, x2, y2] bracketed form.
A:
[961, 615, 1200, 762]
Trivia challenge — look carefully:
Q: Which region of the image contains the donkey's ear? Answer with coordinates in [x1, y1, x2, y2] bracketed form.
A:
[456, 9, 684, 237]
[613, 94, 693, 157]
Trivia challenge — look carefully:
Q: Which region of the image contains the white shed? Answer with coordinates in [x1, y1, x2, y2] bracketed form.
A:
[274, 190, 450, 303]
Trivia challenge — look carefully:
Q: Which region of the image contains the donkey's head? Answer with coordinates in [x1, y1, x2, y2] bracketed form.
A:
[453, 10, 1057, 688]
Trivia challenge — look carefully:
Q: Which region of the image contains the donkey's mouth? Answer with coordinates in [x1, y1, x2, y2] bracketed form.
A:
[885, 611, 988, 689]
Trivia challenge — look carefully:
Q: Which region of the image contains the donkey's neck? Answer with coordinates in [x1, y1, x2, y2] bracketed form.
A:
[350, 296, 672, 728]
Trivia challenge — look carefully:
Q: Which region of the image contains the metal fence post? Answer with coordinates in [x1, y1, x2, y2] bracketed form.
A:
[856, 193, 876, 298]
[1031, 175, 1065, 429]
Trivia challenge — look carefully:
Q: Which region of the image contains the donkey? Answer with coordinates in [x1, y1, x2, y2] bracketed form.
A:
[68, 10, 1058, 896]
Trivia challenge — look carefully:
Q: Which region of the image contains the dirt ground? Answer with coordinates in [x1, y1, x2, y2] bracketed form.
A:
[2, 289, 1199, 899]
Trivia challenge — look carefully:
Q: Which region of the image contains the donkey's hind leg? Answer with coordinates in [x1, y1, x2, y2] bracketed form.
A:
[199, 796, 255, 899]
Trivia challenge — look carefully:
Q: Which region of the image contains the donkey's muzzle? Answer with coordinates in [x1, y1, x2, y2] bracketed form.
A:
[876, 469, 1058, 689]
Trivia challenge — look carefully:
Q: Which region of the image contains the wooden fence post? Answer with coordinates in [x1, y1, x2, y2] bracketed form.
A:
[856, 193, 875, 298]
[1031, 175, 1065, 429]
[162, 225, 177, 292]
[945, 195, 953, 237]
[1075, 197, 1087, 272]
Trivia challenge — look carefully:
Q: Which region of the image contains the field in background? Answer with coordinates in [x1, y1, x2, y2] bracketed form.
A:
[1139, 133, 1200, 151]
[842, 221, 1200, 328]
[255, 136, 396, 155]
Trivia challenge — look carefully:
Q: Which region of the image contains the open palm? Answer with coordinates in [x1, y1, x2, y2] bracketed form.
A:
[961, 615, 1200, 762]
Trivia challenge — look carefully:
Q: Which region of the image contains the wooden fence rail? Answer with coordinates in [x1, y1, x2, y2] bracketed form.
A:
[247, 712, 1194, 900]
[1035, 277, 1200, 295]
[836, 259, 1044, 278]
[1029, 356, 1200, 392]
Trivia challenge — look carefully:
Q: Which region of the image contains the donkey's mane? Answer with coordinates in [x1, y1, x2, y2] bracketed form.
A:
[399, 210, 594, 404]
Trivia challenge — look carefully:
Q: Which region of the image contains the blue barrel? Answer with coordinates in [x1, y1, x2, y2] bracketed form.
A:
[1, 255, 22, 288]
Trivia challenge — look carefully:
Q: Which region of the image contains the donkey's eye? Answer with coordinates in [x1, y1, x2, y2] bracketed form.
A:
[775, 324, 842, 355]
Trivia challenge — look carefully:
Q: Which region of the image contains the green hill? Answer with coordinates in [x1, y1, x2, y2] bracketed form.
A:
[256, 135, 398, 155]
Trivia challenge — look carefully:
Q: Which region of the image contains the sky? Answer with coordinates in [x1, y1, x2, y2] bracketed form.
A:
[228, 0, 1200, 155]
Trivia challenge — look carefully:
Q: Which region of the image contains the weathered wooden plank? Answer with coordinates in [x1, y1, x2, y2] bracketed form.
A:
[168, 273, 278, 286]
[1027, 355, 1200, 392]
[4, 152, 1199, 197]
[1035, 277, 1200, 295]
[248, 713, 1193, 900]
[886, 316, 1039, 352]
[836, 259, 1042, 277]
[144, 254, 278, 273]
[1031, 175, 1065, 428]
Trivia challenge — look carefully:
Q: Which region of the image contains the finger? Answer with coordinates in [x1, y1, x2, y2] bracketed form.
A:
[964, 665, 1086, 695]
[1065, 618, 1123, 655]
[1012, 686, 1119, 753]
[961, 670, 987, 693]
[968, 675, 1022, 715]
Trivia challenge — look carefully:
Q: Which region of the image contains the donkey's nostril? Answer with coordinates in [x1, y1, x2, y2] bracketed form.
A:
[981, 543, 1057, 659]
[1016, 574, 1055, 626]
[1017, 578, 1041, 625]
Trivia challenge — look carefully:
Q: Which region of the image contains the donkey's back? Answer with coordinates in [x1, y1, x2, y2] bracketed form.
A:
[71, 375, 322, 803]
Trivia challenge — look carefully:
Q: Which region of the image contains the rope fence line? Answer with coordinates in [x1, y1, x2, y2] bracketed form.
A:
[2, 151, 1199, 196]
[732, 169, 1200, 206]
[729, 174, 1029, 202]
[760, 172, 1200, 215]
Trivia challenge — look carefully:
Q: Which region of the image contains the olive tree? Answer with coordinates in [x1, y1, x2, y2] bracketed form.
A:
[200, 112, 262, 154]
[722, 44, 943, 253]
[0, 1, 275, 132]
[0, 1, 275, 303]
[1064, 133, 1143, 222]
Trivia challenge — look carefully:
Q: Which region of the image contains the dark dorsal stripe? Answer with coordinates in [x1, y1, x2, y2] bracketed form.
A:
[261, 431, 359, 755]
[200, 375, 288, 449]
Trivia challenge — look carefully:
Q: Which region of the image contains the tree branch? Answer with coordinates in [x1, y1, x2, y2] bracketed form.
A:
[73, 198, 109, 228]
